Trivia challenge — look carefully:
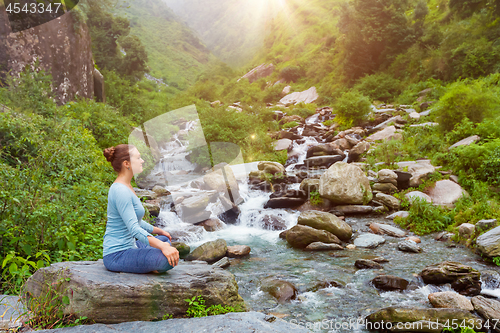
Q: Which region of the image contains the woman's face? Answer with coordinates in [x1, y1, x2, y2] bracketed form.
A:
[129, 148, 144, 175]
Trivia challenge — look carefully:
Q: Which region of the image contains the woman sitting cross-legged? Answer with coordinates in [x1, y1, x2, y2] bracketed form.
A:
[102, 144, 179, 273]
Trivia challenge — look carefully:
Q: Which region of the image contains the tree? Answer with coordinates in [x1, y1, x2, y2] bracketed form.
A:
[119, 35, 148, 81]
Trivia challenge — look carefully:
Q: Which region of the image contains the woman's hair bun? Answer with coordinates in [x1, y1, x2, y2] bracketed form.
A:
[103, 147, 116, 162]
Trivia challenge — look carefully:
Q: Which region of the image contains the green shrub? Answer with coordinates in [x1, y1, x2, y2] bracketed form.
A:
[309, 191, 323, 206]
[279, 66, 304, 83]
[395, 197, 453, 235]
[282, 121, 299, 129]
[332, 91, 371, 127]
[354, 73, 401, 102]
[184, 296, 237, 318]
[435, 80, 500, 132]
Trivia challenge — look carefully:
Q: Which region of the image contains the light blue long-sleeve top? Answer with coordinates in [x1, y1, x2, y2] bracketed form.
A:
[103, 182, 154, 257]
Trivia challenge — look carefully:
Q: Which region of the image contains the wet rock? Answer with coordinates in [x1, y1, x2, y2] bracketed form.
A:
[171, 242, 190, 258]
[355, 259, 383, 269]
[428, 291, 473, 311]
[405, 191, 432, 204]
[308, 280, 344, 291]
[227, 245, 251, 258]
[306, 144, 344, 159]
[23, 261, 245, 324]
[477, 226, 500, 257]
[218, 195, 241, 224]
[427, 180, 467, 207]
[262, 215, 287, 231]
[185, 239, 228, 263]
[258, 161, 286, 175]
[279, 230, 288, 239]
[370, 223, 407, 237]
[299, 179, 320, 195]
[273, 139, 293, 151]
[304, 155, 343, 168]
[332, 138, 352, 150]
[408, 162, 435, 187]
[366, 307, 481, 331]
[405, 236, 421, 243]
[204, 164, 240, 196]
[435, 231, 454, 242]
[375, 193, 400, 210]
[420, 261, 481, 296]
[366, 126, 402, 142]
[261, 278, 298, 303]
[177, 194, 210, 222]
[386, 211, 410, 220]
[449, 135, 480, 150]
[152, 185, 169, 196]
[479, 270, 500, 290]
[134, 188, 157, 200]
[348, 141, 370, 163]
[333, 205, 373, 215]
[238, 63, 274, 83]
[279, 86, 319, 106]
[144, 202, 160, 217]
[378, 169, 398, 185]
[304, 242, 343, 251]
[471, 296, 500, 332]
[212, 257, 231, 269]
[197, 218, 225, 232]
[372, 182, 398, 194]
[319, 162, 373, 205]
[398, 240, 422, 253]
[354, 234, 386, 249]
[264, 197, 306, 209]
[298, 210, 352, 241]
[476, 219, 497, 232]
[458, 223, 475, 239]
[346, 244, 356, 250]
[285, 225, 341, 249]
[371, 275, 409, 291]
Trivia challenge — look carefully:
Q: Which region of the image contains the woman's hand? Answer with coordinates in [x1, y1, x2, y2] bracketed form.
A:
[152, 227, 172, 241]
[161, 244, 179, 267]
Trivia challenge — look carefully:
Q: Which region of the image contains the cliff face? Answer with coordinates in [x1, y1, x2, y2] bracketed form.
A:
[0, 9, 94, 104]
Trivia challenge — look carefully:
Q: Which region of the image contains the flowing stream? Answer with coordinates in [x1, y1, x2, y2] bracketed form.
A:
[146, 113, 500, 332]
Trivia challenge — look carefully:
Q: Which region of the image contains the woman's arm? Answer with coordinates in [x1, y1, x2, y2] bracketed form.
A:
[152, 226, 172, 240]
[147, 236, 179, 267]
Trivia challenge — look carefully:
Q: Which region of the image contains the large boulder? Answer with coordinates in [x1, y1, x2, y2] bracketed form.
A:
[354, 234, 386, 249]
[33, 312, 309, 333]
[258, 161, 285, 175]
[260, 278, 298, 303]
[366, 126, 402, 142]
[476, 225, 500, 257]
[279, 86, 319, 106]
[371, 275, 409, 291]
[297, 211, 352, 241]
[428, 291, 474, 311]
[372, 182, 398, 194]
[369, 223, 407, 237]
[203, 164, 240, 195]
[375, 193, 400, 210]
[273, 139, 293, 151]
[226, 245, 251, 258]
[378, 169, 398, 185]
[185, 239, 228, 263]
[23, 261, 245, 324]
[261, 215, 287, 231]
[348, 141, 370, 163]
[408, 162, 435, 187]
[449, 135, 480, 150]
[419, 261, 481, 296]
[299, 178, 320, 194]
[405, 191, 432, 204]
[427, 180, 467, 207]
[285, 224, 341, 249]
[471, 296, 500, 333]
[238, 63, 274, 83]
[319, 162, 373, 205]
[304, 155, 343, 168]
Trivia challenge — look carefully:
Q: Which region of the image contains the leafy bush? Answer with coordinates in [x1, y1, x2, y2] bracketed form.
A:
[332, 91, 372, 127]
[354, 73, 401, 102]
[282, 121, 299, 129]
[280, 66, 304, 83]
[395, 197, 453, 235]
[184, 296, 237, 318]
[309, 191, 323, 206]
[435, 79, 500, 132]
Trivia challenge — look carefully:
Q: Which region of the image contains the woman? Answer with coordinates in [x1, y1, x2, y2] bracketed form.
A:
[102, 144, 179, 273]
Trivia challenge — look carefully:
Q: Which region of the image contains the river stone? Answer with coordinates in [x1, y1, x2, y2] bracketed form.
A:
[331, 138, 352, 150]
[355, 259, 383, 269]
[306, 144, 343, 158]
[297, 210, 352, 241]
[152, 185, 169, 196]
[203, 164, 240, 196]
[185, 239, 228, 263]
[134, 188, 157, 200]
[408, 162, 435, 187]
[264, 197, 306, 209]
[285, 225, 341, 249]
[348, 141, 370, 162]
[333, 205, 373, 215]
[375, 193, 400, 211]
[36, 312, 309, 333]
[419, 261, 481, 296]
[197, 218, 224, 232]
[427, 180, 467, 207]
[143, 202, 160, 217]
[371, 275, 409, 291]
[304, 242, 343, 251]
[428, 291, 473, 311]
[354, 234, 386, 249]
[458, 223, 475, 238]
[260, 215, 287, 231]
[258, 161, 286, 175]
[23, 261, 245, 324]
[212, 257, 231, 269]
[273, 139, 292, 151]
[471, 296, 500, 332]
[226, 245, 251, 258]
[409, 112, 420, 120]
[405, 191, 432, 204]
[477, 226, 500, 257]
[304, 155, 343, 167]
[319, 162, 373, 205]
[261, 278, 298, 303]
[171, 242, 190, 258]
[370, 223, 407, 237]
[476, 219, 497, 232]
[366, 126, 402, 142]
[177, 194, 210, 217]
[366, 307, 483, 328]
[449, 135, 480, 150]
[386, 211, 410, 220]
[398, 240, 422, 253]
[372, 182, 398, 194]
[299, 178, 320, 194]
[406, 236, 421, 243]
[378, 169, 398, 185]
